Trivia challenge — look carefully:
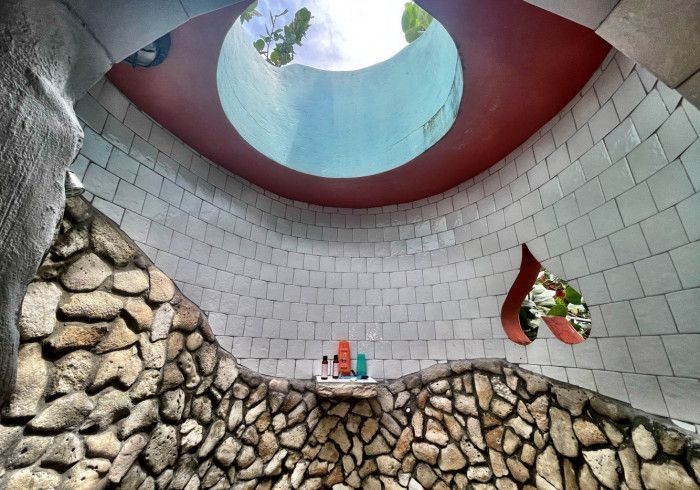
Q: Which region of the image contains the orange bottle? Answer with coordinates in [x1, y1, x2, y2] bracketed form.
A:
[338, 340, 351, 376]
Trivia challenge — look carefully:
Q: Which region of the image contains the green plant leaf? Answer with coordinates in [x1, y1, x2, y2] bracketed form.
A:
[565, 285, 582, 305]
[254, 6, 313, 67]
[296, 7, 311, 23]
[403, 26, 421, 43]
[253, 39, 265, 52]
[240, 0, 260, 23]
[546, 304, 568, 317]
[402, 6, 416, 32]
[402, 2, 432, 43]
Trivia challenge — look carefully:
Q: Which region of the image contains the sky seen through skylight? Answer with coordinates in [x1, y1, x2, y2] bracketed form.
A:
[241, 0, 412, 71]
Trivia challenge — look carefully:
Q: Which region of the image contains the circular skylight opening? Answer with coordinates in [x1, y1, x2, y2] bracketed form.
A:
[217, 0, 463, 178]
[240, 0, 427, 71]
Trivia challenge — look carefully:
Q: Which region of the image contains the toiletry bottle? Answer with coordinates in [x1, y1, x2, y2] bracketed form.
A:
[338, 340, 351, 376]
[321, 356, 328, 379]
[357, 353, 367, 379]
[332, 355, 339, 379]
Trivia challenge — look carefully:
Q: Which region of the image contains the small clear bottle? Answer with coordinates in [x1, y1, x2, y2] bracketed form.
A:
[321, 355, 329, 379]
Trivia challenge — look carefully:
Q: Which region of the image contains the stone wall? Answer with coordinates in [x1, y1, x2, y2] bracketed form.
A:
[72, 48, 700, 426]
[0, 197, 699, 489]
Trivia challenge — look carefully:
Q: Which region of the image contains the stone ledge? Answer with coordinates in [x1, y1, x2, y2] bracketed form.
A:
[315, 377, 379, 399]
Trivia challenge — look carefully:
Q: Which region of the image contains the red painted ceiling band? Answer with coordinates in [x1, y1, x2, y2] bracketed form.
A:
[107, 0, 610, 207]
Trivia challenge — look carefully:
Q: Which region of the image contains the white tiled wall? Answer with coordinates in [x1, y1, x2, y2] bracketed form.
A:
[73, 49, 700, 425]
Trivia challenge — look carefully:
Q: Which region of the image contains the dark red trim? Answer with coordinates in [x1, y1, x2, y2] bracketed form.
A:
[542, 316, 585, 344]
[501, 245, 542, 345]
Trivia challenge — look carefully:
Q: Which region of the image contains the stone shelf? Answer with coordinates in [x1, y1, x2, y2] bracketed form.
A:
[314, 376, 378, 399]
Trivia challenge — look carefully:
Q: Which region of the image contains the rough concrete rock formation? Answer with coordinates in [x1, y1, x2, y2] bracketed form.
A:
[0, 197, 698, 489]
[0, 0, 106, 398]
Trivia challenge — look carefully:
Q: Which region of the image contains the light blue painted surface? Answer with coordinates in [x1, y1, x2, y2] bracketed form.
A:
[217, 19, 463, 178]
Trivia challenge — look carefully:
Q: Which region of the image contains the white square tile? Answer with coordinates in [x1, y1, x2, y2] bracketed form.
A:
[593, 371, 628, 402]
[559, 161, 586, 196]
[624, 373, 669, 417]
[583, 237, 617, 273]
[575, 179, 605, 216]
[663, 335, 700, 378]
[627, 135, 668, 183]
[594, 61, 624, 105]
[658, 376, 700, 423]
[561, 248, 589, 279]
[573, 88, 600, 128]
[630, 90, 669, 140]
[545, 227, 571, 257]
[658, 107, 697, 161]
[600, 300, 640, 336]
[553, 112, 576, 147]
[612, 71, 645, 119]
[670, 242, 700, 289]
[609, 225, 650, 264]
[566, 368, 596, 391]
[589, 100, 620, 143]
[616, 183, 657, 226]
[83, 163, 119, 201]
[75, 94, 108, 132]
[627, 336, 673, 375]
[604, 119, 641, 163]
[580, 141, 613, 180]
[124, 104, 152, 140]
[635, 254, 681, 296]
[589, 200, 624, 239]
[102, 115, 134, 154]
[598, 337, 634, 371]
[641, 208, 688, 254]
[647, 161, 694, 211]
[603, 264, 644, 301]
[568, 125, 594, 162]
[666, 288, 700, 333]
[599, 158, 635, 200]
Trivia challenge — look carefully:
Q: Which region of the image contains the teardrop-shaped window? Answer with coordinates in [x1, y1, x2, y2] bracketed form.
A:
[502, 245, 591, 345]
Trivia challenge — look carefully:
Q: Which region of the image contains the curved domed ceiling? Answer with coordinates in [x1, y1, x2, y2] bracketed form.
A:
[107, 0, 610, 207]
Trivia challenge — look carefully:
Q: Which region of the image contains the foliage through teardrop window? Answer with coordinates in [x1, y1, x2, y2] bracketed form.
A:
[520, 268, 591, 341]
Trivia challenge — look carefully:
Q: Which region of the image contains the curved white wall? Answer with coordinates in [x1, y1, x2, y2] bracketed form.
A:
[73, 49, 700, 428]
